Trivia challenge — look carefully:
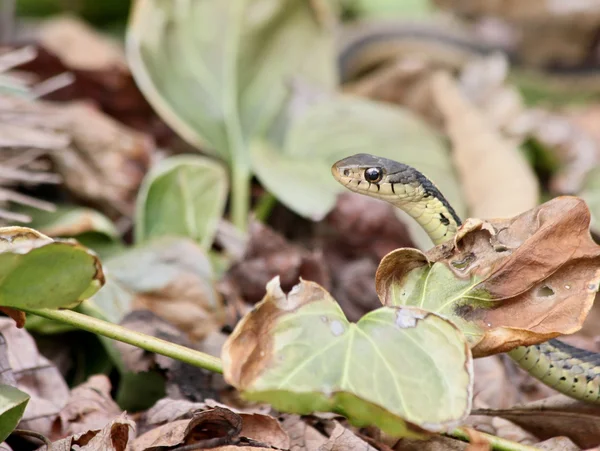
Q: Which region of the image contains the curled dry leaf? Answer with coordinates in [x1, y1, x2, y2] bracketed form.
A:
[432, 71, 539, 219]
[53, 375, 122, 439]
[131, 406, 244, 451]
[0, 226, 104, 311]
[376, 196, 600, 356]
[474, 394, 600, 449]
[222, 277, 473, 438]
[0, 318, 69, 438]
[224, 220, 330, 304]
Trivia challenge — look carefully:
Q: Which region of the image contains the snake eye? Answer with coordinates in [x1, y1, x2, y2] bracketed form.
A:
[364, 167, 383, 183]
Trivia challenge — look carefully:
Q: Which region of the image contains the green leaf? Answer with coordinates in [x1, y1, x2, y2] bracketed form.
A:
[251, 95, 465, 246]
[126, 0, 336, 162]
[0, 384, 29, 442]
[223, 277, 473, 437]
[0, 227, 104, 310]
[135, 155, 228, 249]
[15, 205, 124, 259]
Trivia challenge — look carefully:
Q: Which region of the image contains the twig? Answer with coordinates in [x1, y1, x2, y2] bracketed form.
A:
[20, 307, 224, 374]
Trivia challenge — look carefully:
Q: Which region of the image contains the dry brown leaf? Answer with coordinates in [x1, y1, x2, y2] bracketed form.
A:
[319, 422, 377, 451]
[53, 375, 122, 439]
[394, 435, 468, 450]
[474, 394, 600, 449]
[376, 196, 600, 355]
[280, 414, 328, 451]
[535, 437, 581, 451]
[46, 412, 135, 451]
[0, 318, 69, 437]
[39, 16, 128, 72]
[472, 356, 519, 409]
[432, 71, 539, 219]
[139, 397, 288, 448]
[224, 220, 330, 304]
[131, 407, 244, 451]
[0, 94, 152, 219]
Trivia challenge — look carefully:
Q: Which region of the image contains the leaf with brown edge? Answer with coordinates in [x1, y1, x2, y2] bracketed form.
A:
[222, 277, 473, 438]
[0, 226, 105, 311]
[376, 196, 600, 357]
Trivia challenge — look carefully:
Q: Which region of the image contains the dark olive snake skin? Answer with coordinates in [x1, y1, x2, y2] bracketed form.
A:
[332, 153, 600, 403]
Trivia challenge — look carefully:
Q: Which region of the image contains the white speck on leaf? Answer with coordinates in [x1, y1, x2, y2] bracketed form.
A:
[395, 309, 426, 328]
[330, 320, 344, 336]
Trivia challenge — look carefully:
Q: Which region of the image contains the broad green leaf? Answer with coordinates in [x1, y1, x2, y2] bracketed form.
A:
[0, 384, 29, 442]
[223, 277, 473, 437]
[126, 0, 336, 163]
[251, 95, 465, 247]
[376, 197, 600, 356]
[0, 227, 104, 310]
[135, 155, 228, 249]
[15, 205, 124, 259]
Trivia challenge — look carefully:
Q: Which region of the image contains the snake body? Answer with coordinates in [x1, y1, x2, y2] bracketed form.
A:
[332, 153, 600, 404]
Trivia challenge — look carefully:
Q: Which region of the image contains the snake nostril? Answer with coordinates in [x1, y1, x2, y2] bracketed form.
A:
[343, 169, 351, 177]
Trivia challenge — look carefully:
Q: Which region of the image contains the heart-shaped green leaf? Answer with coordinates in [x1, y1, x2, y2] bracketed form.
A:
[0, 227, 104, 310]
[222, 277, 473, 437]
[0, 384, 29, 442]
[135, 155, 228, 249]
[251, 95, 465, 246]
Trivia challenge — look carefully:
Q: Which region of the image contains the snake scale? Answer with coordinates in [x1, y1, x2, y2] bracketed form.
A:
[332, 154, 600, 404]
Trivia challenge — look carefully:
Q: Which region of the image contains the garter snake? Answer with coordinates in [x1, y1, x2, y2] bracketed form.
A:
[332, 153, 600, 404]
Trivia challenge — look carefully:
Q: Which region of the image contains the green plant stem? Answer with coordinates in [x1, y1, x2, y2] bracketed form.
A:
[231, 164, 251, 232]
[253, 191, 277, 222]
[20, 307, 223, 374]
[448, 428, 541, 451]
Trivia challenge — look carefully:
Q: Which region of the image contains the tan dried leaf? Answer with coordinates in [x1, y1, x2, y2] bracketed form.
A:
[0, 318, 69, 437]
[320, 422, 377, 451]
[0, 95, 152, 218]
[39, 15, 128, 71]
[376, 197, 600, 356]
[53, 375, 122, 438]
[432, 71, 539, 219]
[474, 394, 600, 449]
[131, 407, 242, 451]
[47, 412, 135, 451]
[280, 414, 328, 451]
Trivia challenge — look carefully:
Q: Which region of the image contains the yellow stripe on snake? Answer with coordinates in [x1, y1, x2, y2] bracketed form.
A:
[332, 153, 600, 404]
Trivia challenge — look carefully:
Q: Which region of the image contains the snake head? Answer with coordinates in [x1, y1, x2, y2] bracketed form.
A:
[331, 153, 412, 195]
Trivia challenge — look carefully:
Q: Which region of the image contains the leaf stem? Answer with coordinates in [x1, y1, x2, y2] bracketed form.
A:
[231, 163, 251, 232]
[448, 428, 541, 451]
[20, 307, 223, 374]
